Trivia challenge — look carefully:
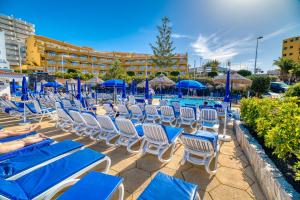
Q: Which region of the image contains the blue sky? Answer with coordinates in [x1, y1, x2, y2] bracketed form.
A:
[1, 0, 300, 72]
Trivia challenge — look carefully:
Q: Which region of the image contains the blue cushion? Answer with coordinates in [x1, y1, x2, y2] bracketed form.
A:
[135, 125, 144, 137]
[26, 103, 37, 113]
[184, 130, 218, 150]
[15, 149, 105, 199]
[201, 121, 218, 128]
[0, 131, 37, 143]
[0, 140, 83, 179]
[162, 126, 183, 143]
[0, 179, 28, 200]
[57, 171, 123, 200]
[0, 139, 53, 161]
[138, 172, 198, 200]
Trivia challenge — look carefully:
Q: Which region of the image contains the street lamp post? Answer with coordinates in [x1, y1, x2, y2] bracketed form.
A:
[254, 36, 263, 74]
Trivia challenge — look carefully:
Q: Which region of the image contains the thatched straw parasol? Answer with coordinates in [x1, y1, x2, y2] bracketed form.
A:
[149, 74, 175, 87]
[214, 72, 252, 85]
[85, 77, 104, 85]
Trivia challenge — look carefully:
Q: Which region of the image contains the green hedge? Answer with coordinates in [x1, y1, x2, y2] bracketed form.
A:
[285, 82, 300, 97]
[240, 97, 300, 181]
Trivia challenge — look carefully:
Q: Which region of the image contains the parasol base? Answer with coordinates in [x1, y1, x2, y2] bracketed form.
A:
[218, 134, 232, 142]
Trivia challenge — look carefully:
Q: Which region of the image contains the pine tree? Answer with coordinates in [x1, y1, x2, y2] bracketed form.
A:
[150, 17, 176, 74]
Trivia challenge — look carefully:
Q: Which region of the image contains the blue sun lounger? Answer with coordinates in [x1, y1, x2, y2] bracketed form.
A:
[138, 172, 200, 200]
[0, 131, 37, 143]
[47, 171, 124, 200]
[0, 138, 53, 162]
[0, 148, 111, 200]
[1, 140, 83, 180]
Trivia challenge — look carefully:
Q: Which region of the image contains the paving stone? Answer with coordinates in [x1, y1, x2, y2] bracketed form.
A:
[166, 154, 193, 171]
[218, 154, 249, 169]
[182, 167, 221, 192]
[137, 154, 165, 172]
[119, 168, 151, 194]
[220, 145, 243, 157]
[111, 156, 136, 172]
[216, 167, 254, 190]
[210, 185, 253, 200]
[151, 166, 184, 179]
[198, 189, 213, 200]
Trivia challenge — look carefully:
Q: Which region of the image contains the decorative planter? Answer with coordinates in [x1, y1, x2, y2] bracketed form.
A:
[234, 120, 300, 200]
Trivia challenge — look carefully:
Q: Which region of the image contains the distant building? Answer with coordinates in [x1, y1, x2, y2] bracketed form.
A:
[189, 65, 227, 77]
[25, 35, 188, 76]
[282, 36, 300, 61]
[267, 69, 280, 76]
[0, 31, 9, 70]
[0, 14, 35, 69]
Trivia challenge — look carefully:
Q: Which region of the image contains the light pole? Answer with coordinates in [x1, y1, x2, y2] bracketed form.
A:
[254, 36, 263, 74]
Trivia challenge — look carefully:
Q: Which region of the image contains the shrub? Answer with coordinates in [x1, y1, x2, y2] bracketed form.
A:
[237, 69, 252, 77]
[170, 71, 179, 76]
[127, 71, 135, 76]
[241, 97, 300, 181]
[285, 82, 300, 97]
[207, 71, 218, 77]
[249, 75, 270, 97]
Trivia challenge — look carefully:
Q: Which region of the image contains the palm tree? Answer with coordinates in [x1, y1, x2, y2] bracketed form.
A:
[273, 57, 295, 82]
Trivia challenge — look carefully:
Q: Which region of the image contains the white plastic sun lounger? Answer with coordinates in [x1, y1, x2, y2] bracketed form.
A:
[115, 118, 144, 153]
[0, 149, 111, 200]
[96, 115, 119, 146]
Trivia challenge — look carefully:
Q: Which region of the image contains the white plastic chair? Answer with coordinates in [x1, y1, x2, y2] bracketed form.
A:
[116, 104, 130, 118]
[129, 105, 144, 122]
[32, 100, 56, 122]
[68, 109, 87, 136]
[62, 99, 73, 110]
[181, 131, 219, 175]
[128, 95, 136, 105]
[160, 106, 177, 126]
[81, 112, 102, 140]
[178, 107, 197, 129]
[115, 118, 144, 153]
[56, 108, 74, 132]
[141, 123, 183, 163]
[103, 104, 116, 118]
[96, 115, 119, 146]
[199, 109, 219, 132]
[144, 105, 160, 123]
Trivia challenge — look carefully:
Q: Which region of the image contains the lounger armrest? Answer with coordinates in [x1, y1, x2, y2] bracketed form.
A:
[44, 178, 80, 200]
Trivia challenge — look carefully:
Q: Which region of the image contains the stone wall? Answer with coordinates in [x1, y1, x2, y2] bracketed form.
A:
[234, 120, 300, 200]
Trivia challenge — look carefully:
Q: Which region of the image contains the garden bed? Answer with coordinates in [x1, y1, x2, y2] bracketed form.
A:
[234, 120, 300, 200]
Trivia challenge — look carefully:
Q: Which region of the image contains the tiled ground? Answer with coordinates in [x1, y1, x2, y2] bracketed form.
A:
[0, 109, 266, 200]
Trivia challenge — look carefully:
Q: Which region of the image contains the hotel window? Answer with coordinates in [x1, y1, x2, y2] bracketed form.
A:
[71, 62, 79, 66]
[283, 47, 287, 50]
[71, 54, 77, 58]
[296, 37, 299, 40]
[82, 70, 87, 74]
[47, 60, 55, 64]
[290, 46, 293, 48]
[80, 56, 87, 60]
[92, 57, 97, 61]
[284, 40, 287, 43]
[283, 54, 286, 56]
[290, 39, 294, 42]
[289, 53, 293, 56]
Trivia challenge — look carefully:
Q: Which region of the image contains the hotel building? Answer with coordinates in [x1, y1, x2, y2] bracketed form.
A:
[282, 36, 300, 61]
[0, 14, 35, 69]
[25, 35, 188, 76]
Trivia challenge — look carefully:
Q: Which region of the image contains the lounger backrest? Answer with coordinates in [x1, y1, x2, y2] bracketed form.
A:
[32, 100, 42, 113]
[96, 115, 118, 132]
[181, 134, 214, 153]
[130, 105, 143, 115]
[68, 110, 86, 125]
[57, 108, 73, 121]
[115, 118, 138, 137]
[145, 105, 158, 116]
[55, 102, 62, 110]
[81, 112, 101, 128]
[62, 100, 73, 109]
[142, 124, 168, 144]
[160, 99, 168, 106]
[74, 99, 83, 110]
[200, 109, 218, 122]
[103, 104, 114, 113]
[116, 104, 129, 114]
[180, 107, 196, 119]
[171, 101, 180, 112]
[161, 106, 175, 117]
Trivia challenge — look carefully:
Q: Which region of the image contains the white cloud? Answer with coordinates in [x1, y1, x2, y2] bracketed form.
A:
[191, 33, 253, 61]
[171, 33, 192, 39]
[263, 24, 299, 40]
